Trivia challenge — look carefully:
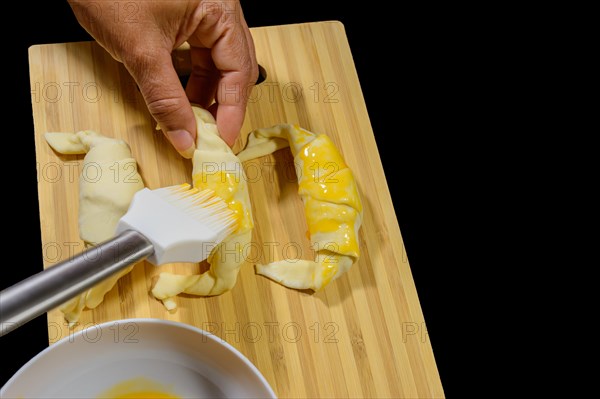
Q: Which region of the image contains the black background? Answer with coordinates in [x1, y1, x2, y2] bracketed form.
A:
[1, 1, 464, 395]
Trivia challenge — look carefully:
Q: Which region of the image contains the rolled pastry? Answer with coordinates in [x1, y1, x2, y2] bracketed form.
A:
[237, 124, 363, 291]
[151, 107, 254, 310]
[45, 131, 144, 324]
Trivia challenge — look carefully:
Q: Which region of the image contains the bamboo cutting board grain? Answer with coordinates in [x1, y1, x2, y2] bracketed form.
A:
[29, 22, 444, 398]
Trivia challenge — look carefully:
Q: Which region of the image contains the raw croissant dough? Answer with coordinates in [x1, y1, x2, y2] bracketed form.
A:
[45, 131, 144, 324]
[237, 124, 363, 290]
[151, 107, 254, 310]
[45, 115, 359, 316]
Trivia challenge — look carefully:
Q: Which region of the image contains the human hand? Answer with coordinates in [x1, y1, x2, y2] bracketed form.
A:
[68, 0, 258, 158]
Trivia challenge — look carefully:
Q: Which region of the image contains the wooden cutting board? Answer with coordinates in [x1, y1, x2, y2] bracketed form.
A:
[29, 21, 444, 398]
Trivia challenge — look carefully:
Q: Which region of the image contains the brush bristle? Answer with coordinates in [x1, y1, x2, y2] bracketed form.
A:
[153, 183, 237, 241]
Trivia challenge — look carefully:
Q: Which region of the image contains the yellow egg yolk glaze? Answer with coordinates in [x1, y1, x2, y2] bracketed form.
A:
[98, 378, 180, 399]
[319, 254, 340, 287]
[305, 198, 360, 258]
[297, 135, 362, 258]
[193, 170, 253, 233]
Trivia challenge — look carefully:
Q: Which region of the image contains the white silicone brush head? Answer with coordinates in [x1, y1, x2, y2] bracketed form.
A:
[115, 184, 237, 265]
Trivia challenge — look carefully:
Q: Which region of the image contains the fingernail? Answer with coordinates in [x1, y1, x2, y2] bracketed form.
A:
[166, 130, 195, 159]
[180, 146, 196, 159]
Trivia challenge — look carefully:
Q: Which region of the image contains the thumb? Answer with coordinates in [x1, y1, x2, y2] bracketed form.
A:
[124, 49, 197, 158]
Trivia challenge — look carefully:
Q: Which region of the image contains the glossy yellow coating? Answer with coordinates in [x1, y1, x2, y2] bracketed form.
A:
[151, 107, 254, 306]
[237, 124, 363, 290]
[193, 171, 252, 233]
[98, 377, 179, 399]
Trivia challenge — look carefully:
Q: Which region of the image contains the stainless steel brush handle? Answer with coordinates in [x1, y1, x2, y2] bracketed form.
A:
[0, 230, 153, 337]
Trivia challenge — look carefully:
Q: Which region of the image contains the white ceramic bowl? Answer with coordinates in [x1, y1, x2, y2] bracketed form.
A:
[1, 318, 276, 398]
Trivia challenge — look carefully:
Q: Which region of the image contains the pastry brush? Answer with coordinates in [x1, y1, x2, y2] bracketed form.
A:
[0, 184, 236, 336]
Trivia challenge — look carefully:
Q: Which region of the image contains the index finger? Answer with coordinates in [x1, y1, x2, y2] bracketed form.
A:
[211, 20, 258, 145]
